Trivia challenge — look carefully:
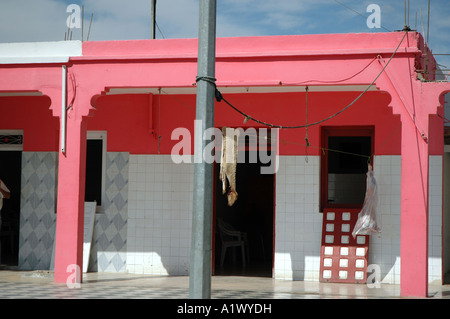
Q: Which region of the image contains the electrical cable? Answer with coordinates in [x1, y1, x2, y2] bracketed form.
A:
[286, 57, 377, 85]
[304, 86, 310, 162]
[155, 21, 166, 39]
[333, 0, 392, 32]
[212, 31, 408, 129]
[265, 121, 401, 162]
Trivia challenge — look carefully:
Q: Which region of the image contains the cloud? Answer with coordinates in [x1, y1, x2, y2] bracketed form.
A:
[80, 0, 149, 40]
[0, 0, 68, 42]
[215, 0, 330, 36]
[152, 0, 199, 39]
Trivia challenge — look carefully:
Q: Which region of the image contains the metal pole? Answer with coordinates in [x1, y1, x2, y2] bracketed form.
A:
[189, 0, 216, 299]
[61, 65, 67, 154]
[426, 0, 430, 45]
[151, 0, 156, 39]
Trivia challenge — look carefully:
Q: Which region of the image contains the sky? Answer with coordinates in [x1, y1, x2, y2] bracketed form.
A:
[0, 0, 449, 74]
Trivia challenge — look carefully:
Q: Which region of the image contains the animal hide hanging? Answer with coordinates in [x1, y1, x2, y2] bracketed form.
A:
[220, 127, 239, 206]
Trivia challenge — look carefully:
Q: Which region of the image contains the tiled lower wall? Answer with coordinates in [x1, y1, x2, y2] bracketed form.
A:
[17, 152, 444, 284]
[126, 155, 193, 275]
[19, 152, 58, 270]
[428, 156, 443, 284]
[19, 152, 129, 272]
[274, 155, 443, 284]
[88, 152, 129, 272]
[370, 155, 442, 284]
[369, 156, 401, 284]
[274, 156, 322, 281]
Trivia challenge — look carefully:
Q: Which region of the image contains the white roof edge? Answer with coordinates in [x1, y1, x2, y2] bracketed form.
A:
[0, 40, 82, 64]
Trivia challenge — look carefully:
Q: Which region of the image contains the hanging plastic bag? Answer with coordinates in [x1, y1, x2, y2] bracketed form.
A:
[352, 163, 381, 237]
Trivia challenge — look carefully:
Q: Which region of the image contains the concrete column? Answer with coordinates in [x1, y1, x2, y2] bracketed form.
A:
[375, 53, 450, 296]
[54, 115, 88, 283]
[399, 117, 429, 297]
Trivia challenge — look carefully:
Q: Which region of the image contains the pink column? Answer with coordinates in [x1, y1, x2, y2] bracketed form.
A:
[399, 118, 429, 297]
[375, 59, 449, 297]
[54, 116, 88, 283]
[397, 84, 449, 297]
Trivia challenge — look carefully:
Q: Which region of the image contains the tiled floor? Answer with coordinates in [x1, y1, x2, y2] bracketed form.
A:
[0, 270, 449, 299]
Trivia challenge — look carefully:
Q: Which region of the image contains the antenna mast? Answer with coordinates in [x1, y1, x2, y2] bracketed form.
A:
[151, 0, 157, 39]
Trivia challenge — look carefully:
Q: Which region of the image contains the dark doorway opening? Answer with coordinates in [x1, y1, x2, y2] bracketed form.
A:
[0, 151, 22, 266]
[214, 151, 274, 277]
[85, 139, 103, 204]
[321, 127, 374, 211]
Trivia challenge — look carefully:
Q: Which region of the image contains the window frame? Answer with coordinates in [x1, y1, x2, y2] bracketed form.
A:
[320, 126, 374, 212]
[0, 130, 24, 151]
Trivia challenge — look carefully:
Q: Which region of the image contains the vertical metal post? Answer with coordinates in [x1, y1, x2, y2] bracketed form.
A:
[151, 0, 156, 39]
[426, 0, 430, 45]
[189, 0, 217, 299]
[61, 65, 67, 154]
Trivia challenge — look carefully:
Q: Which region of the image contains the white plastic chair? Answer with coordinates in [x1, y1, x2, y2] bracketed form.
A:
[217, 218, 249, 267]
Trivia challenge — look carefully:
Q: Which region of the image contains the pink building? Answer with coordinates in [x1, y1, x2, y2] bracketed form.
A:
[0, 31, 449, 297]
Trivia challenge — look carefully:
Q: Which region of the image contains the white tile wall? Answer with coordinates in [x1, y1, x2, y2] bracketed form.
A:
[274, 156, 322, 281]
[366, 155, 442, 284]
[274, 155, 443, 284]
[371, 156, 402, 284]
[127, 155, 193, 275]
[123, 154, 444, 284]
[429, 156, 443, 284]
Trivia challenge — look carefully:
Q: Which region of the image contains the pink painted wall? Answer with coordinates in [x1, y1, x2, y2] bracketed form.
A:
[83, 90, 401, 156]
[0, 90, 404, 156]
[0, 32, 435, 158]
[0, 95, 59, 151]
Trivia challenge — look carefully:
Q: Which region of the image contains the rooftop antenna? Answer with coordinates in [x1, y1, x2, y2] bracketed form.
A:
[426, 0, 430, 45]
[151, 0, 156, 39]
[82, 5, 84, 42]
[87, 13, 93, 41]
[415, 11, 417, 31]
[404, 0, 406, 26]
[403, 0, 411, 31]
[65, 13, 71, 41]
[408, 0, 410, 27]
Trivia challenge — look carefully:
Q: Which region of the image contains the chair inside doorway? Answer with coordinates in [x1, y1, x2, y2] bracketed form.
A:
[217, 218, 249, 268]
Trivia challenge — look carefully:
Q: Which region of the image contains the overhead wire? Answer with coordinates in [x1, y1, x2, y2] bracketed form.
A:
[155, 21, 166, 39]
[162, 30, 409, 160]
[304, 86, 310, 162]
[333, 0, 392, 32]
[213, 31, 409, 129]
[286, 57, 377, 85]
[264, 121, 402, 162]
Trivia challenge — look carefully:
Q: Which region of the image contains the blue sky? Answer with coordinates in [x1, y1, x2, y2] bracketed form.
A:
[0, 0, 449, 74]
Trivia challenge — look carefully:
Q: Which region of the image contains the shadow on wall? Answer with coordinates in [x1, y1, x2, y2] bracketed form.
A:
[370, 156, 402, 285]
[272, 156, 323, 281]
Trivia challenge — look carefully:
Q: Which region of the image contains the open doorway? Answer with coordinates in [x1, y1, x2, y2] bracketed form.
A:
[214, 151, 274, 277]
[0, 150, 22, 266]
